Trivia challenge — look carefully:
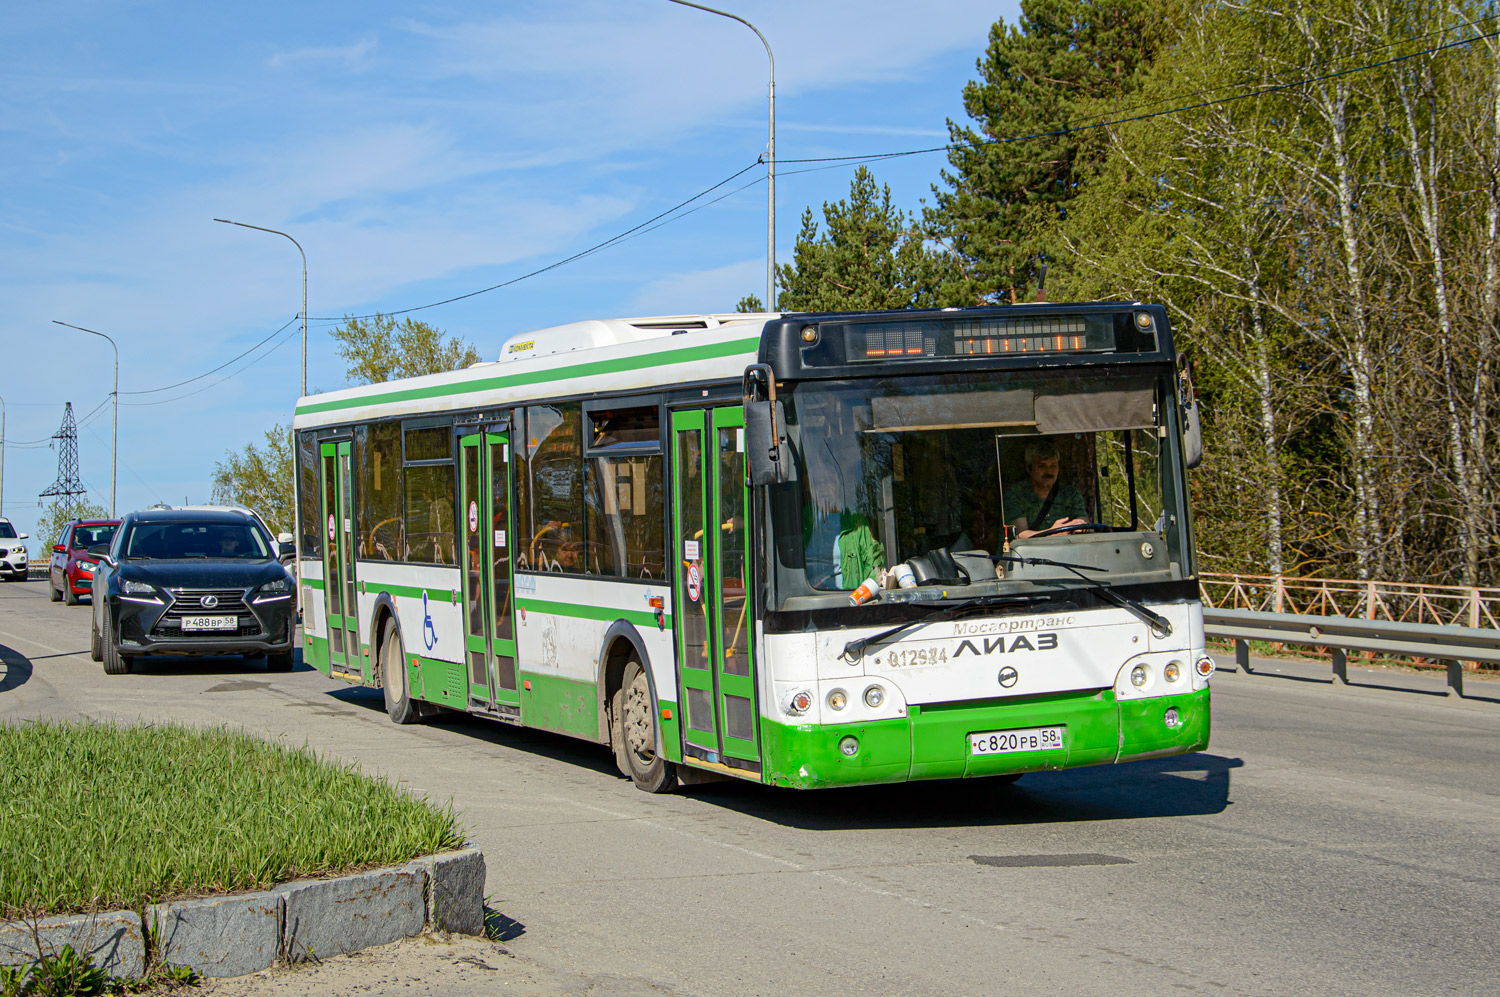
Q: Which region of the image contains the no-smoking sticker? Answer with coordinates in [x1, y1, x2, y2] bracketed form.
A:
[686, 563, 701, 602]
[468, 500, 479, 533]
[327, 514, 336, 541]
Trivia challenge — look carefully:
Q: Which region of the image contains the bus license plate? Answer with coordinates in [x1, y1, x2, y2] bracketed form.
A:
[181, 615, 237, 632]
[968, 726, 1065, 756]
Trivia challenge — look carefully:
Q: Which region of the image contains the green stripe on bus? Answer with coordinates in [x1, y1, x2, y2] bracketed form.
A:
[519, 597, 672, 631]
[295, 336, 760, 416]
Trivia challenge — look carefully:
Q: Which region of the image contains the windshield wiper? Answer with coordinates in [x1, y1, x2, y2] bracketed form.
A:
[995, 554, 1173, 636]
[840, 593, 1055, 662]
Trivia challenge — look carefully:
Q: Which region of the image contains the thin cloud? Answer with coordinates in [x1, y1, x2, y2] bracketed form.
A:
[266, 37, 377, 72]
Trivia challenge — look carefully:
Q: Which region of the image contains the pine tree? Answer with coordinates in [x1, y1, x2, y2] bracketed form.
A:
[925, 0, 1169, 303]
[776, 166, 955, 312]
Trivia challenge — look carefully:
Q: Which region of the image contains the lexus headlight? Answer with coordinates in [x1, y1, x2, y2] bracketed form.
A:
[122, 579, 155, 595]
[258, 576, 292, 595]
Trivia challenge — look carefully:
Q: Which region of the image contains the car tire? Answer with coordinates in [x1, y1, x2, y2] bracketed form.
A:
[90, 619, 103, 662]
[266, 649, 294, 672]
[101, 612, 131, 675]
[50, 580, 62, 602]
[620, 658, 677, 794]
[380, 619, 422, 725]
[64, 581, 80, 606]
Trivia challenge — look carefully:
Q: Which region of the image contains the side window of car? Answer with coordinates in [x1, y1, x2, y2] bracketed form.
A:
[57, 526, 70, 552]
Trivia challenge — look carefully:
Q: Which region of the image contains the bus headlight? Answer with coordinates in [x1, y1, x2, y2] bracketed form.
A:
[839, 736, 859, 756]
[787, 690, 812, 716]
[1163, 661, 1181, 683]
[827, 689, 848, 711]
[1131, 665, 1149, 687]
[863, 685, 885, 708]
[1195, 655, 1216, 677]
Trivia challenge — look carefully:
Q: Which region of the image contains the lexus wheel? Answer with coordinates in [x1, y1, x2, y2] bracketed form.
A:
[101, 612, 131, 675]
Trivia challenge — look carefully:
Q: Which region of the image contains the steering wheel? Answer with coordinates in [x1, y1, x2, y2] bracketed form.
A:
[1019, 522, 1117, 540]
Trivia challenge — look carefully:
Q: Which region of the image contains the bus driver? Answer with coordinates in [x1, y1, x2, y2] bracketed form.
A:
[1004, 439, 1090, 538]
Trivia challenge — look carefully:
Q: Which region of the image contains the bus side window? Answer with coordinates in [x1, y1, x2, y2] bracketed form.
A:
[525, 403, 583, 573]
[358, 421, 403, 561]
[296, 430, 321, 558]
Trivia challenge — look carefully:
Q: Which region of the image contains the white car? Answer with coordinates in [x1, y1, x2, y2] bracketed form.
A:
[0, 518, 30, 581]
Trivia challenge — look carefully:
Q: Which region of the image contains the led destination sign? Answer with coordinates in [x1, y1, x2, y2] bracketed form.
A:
[845, 313, 1126, 363]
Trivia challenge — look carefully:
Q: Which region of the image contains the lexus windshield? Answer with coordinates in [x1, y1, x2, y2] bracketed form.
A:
[770, 369, 1191, 609]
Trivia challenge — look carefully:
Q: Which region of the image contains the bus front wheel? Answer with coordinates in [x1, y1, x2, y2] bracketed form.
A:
[620, 658, 676, 794]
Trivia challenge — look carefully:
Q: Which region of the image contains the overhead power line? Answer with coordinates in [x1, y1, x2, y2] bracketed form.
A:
[123, 319, 302, 407]
[308, 159, 765, 322]
[776, 26, 1500, 168]
[121, 314, 300, 396]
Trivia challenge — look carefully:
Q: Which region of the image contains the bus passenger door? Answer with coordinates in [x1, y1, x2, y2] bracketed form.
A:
[460, 430, 520, 711]
[670, 407, 760, 768]
[320, 440, 360, 679]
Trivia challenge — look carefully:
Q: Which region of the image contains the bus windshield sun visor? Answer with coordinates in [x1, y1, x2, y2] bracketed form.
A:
[866, 385, 1155, 435]
[1035, 387, 1156, 434]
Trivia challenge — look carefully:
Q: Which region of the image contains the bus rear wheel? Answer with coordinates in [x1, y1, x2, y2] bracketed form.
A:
[381, 619, 422, 725]
[620, 658, 676, 793]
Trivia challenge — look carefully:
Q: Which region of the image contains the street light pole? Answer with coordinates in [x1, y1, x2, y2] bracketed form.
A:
[666, 0, 776, 309]
[51, 321, 118, 517]
[0, 393, 6, 519]
[214, 218, 308, 397]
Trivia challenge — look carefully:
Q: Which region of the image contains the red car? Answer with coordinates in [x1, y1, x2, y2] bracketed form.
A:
[49, 519, 121, 605]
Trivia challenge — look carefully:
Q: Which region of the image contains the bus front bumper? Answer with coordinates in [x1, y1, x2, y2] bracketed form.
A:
[761, 686, 1210, 789]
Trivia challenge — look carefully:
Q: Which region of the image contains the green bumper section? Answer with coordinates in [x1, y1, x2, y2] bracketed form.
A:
[1118, 686, 1211, 760]
[761, 686, 1211, 789]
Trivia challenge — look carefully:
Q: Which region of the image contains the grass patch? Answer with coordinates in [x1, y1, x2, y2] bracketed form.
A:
[0, 720, 465, 916]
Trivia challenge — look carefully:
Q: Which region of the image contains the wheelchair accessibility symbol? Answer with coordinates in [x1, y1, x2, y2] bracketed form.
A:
[421, 590, 439, 651]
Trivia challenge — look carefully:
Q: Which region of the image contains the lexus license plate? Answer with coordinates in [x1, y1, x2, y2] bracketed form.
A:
[181, 615, 237, 632]
[968, 726, 1065, 756]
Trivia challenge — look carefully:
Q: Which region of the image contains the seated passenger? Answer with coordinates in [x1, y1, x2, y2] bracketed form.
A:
[803, 472, 884, 590]
[1004, 440, 1090, 538]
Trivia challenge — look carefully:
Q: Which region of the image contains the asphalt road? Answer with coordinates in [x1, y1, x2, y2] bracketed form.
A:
[3, 576, 1498, 996]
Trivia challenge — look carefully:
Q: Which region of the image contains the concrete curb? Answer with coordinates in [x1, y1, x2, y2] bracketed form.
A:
[0, 844, 484, 980]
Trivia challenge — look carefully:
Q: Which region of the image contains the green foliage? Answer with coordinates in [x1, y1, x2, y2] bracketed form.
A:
[210, 424, 293, 535]
[735, 294, 765, 313]
[33, 500, 110, 551]
[1, 964, 29, 997]
[0, 720, 465, 916]
[924, 0, 1171, 303]
[777, 166, 957, 312]
[330, 313, 482, 386]
[24, 945, 110, 997]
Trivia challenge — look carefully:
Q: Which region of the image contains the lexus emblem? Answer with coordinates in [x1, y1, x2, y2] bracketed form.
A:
[998, 666, 1019, 688]
[201, 595, 219, 609]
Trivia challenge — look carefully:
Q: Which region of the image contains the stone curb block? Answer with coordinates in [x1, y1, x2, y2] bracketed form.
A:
[0, 844, 484, 980]
[0, 911, 144, 978]
[406, 846, 486, 936]
[279, 866, 425, 964]
[149, 891, 281, 978]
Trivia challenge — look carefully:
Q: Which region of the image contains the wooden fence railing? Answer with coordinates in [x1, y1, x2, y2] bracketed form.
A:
[1200, 573, 1500, 631]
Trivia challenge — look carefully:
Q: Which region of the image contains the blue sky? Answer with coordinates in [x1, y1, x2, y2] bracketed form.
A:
[0, 0, 1016, 544]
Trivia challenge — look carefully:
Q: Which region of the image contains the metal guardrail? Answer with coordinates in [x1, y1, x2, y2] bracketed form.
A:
[1203, 608, 1500, 697]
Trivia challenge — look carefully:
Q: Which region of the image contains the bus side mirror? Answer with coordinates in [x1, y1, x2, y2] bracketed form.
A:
[1181, 399, 1203, 469]
[745, 400, 792, 486]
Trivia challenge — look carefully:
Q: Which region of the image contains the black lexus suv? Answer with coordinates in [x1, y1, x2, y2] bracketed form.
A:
[90, 508, 296, 674]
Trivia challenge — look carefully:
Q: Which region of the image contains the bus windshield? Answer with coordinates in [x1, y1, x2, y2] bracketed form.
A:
[774, 369, 1188, 608]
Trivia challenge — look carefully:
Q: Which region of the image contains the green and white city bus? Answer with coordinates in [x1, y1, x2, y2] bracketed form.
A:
[292, 303, 1212, 792]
